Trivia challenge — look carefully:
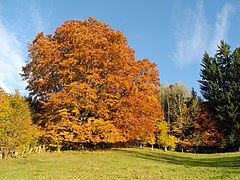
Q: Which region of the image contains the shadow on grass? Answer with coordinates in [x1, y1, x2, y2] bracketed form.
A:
[113, 149, 240, 169]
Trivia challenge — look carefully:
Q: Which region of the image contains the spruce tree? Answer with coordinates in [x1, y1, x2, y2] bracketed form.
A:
[199, 41, 240, 151]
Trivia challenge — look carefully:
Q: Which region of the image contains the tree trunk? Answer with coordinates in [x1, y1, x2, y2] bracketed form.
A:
[28, 147, 33, 154]
[42, 144, 46, 152]
[57, 145, 61, 153]
[22, 147, 26, 157]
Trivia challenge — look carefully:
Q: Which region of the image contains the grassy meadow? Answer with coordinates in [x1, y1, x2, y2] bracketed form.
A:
[0, 148, 240, 180]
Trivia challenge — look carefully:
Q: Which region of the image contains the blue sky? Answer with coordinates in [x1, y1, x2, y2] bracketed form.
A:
[0, 0, 239, 96]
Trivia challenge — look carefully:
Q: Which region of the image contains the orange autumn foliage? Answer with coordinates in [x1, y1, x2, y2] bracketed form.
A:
[21, 17, 163, 147]
[193, 103, 222, 147]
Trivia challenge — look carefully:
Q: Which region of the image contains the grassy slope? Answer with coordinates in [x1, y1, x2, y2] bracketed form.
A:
[0, 148, 240, 180]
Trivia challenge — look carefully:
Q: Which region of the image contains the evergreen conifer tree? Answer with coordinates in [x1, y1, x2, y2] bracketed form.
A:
[199, 41, 240, 151]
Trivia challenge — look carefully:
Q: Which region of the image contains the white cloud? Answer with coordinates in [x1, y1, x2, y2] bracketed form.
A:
[173, 1, 208, 67]
[0, 76, 11, 93]
[0, 1, 44, 95]
[29, 1, 45, 33]
[0, 19, 27, 94]
[210, 3, 234, 54]
[173, 2, 234, 67]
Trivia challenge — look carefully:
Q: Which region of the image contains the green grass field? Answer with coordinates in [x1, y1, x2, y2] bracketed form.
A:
[0, 148, 240, 180]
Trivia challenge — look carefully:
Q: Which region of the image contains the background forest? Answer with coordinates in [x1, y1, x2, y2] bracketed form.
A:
[0, 17, 239, 158]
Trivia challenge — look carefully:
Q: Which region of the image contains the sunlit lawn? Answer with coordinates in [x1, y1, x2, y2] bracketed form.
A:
[0, 148, 240, 179]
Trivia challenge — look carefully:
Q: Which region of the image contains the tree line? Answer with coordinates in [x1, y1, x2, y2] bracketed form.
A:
[0, 88, 38, 158]
[0, 17, 239, 156]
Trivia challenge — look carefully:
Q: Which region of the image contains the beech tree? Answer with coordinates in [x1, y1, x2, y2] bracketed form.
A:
[21, 17, 163, 149]
[192, 103, 222, 151]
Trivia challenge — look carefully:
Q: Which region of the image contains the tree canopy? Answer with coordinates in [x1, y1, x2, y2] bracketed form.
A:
[21, 17, 163, 149]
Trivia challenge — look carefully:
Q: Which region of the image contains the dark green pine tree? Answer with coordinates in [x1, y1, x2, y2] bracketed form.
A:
[199, 41, 240, 151]
[228, 47, 240, 151]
